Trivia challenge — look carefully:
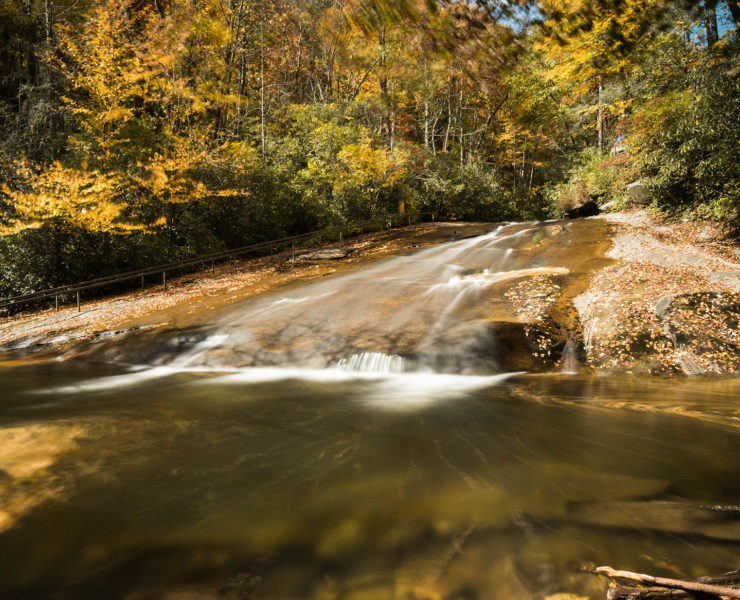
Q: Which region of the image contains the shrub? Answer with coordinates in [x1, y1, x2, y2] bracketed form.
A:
[545, 147, 633, 217]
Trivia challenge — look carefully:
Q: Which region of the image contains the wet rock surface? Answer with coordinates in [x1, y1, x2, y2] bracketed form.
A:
[0, 223, 478, 355]
[76, 219, 612, 376]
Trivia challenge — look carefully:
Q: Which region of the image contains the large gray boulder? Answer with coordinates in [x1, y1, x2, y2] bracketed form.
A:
[626, 180, 651, 205]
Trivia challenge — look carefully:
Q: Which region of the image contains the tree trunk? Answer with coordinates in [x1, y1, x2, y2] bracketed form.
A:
[597, 75, 604, 153]
[379, 27, 389, 143]
[260, 11, 266, 162]
[237, 42, 246, 135]
[728, 0, 740, 27]
[390, 79, 395, 152]
[294, 25, 304, 101]
[458, 78, 464, 165]
[704, 4, 719, 45]
[423, 60, 430, 151]
[44, 0, 53, 49]
[431, 113, 439, 155]
[529, 161, 535, 191]
[443, 75, 454, 153]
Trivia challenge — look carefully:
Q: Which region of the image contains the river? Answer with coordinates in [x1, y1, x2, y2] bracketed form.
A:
[1, 221, 738, 599]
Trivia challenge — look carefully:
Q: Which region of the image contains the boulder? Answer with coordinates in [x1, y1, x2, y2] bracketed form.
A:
[300, 248, 350, 260]
[626, 180, 650, 205]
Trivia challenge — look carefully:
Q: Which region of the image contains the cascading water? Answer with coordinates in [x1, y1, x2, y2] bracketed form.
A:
[43, 221, 588, 398]
[335, 352, 406, 373]
[121, 221, 571, 376]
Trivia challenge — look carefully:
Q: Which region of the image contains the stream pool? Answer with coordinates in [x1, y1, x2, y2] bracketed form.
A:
[1, 364, 739, 599]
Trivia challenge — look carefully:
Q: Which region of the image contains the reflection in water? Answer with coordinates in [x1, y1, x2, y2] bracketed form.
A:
[0, 221, 738, 599]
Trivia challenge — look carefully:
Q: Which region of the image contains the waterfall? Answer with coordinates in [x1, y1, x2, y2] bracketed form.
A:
[561, 337, 579, 374]
[335, 352, 405, 373]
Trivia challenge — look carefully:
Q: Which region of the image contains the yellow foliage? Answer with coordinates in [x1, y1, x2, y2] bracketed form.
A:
[334, 140, 409, 196]
[2, 162, 141, 235]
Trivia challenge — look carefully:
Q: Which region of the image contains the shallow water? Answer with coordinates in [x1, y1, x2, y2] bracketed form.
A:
[1, 222, 738, 599]
[1, 365, 739, 599]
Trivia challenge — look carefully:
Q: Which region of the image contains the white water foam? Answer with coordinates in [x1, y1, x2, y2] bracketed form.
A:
[173, 334, 229, 367]
[202, 368, 525, 411]
[335, 352, 405, 373]
[32, 365, 524, 411]
[32, 366, 182, 394]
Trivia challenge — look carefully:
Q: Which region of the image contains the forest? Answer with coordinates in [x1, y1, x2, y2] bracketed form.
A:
[0, 0, 738, 297]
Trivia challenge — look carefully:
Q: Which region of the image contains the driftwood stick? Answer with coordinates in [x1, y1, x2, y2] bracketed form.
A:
[604, 570, 740, 599]
[581, 566, 740, 599]
[607, 585, 719, 599]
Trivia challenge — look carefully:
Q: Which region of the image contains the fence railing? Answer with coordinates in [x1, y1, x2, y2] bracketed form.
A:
[0, 212, 436, 313]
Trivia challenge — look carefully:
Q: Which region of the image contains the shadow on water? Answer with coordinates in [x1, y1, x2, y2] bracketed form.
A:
[0, 220, 738, 600]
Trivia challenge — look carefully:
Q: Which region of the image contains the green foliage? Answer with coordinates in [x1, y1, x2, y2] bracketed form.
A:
[415, 156, 517, 221]
[632, 36, 740, 227]
[0, 221, 172, 298]
[545, 148, 634, 216]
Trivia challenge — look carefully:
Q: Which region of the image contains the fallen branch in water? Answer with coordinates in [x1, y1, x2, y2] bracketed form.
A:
[607, 586, 728, 599]
[579, 566, 740, 599]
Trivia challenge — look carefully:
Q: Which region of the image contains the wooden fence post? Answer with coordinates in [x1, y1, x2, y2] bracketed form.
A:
[76, 291, 80, 312]
[163, 271, 167, 292]
[141, 276, 145, 292]
[55, 295, 58, 312]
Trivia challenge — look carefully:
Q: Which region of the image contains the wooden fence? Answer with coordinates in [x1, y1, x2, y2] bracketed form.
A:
[0, 212, 436, 313]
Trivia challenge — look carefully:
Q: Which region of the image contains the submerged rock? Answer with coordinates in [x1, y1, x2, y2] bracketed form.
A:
[568, 500, 740, 542]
